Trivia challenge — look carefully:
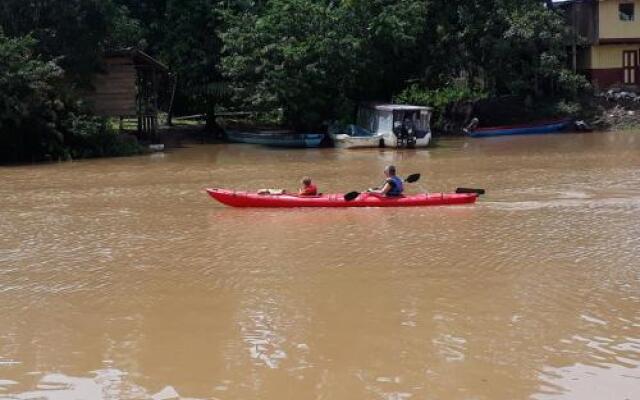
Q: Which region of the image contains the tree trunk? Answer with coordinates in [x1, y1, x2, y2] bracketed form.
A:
[205, 96, 224, 140]
[205, 96, 216, 131]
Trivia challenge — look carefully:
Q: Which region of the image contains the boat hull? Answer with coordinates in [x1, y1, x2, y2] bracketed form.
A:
[226, 131, 325, 148]
[332, 134, 385, 149]
[469, 118, 572, 138]
[331, 132, 432, 149]
[206, 189, 477, 208]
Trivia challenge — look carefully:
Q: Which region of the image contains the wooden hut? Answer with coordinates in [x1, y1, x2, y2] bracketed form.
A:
[85, 48, 169, 137]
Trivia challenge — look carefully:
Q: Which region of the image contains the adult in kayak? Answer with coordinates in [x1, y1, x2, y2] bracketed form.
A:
[368, 165, 404, 197]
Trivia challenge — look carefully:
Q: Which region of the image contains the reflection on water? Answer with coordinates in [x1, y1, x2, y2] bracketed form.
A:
[0, 369, 195, 400]
[1, 131, 640, 399]
[536, 363, 640, 400]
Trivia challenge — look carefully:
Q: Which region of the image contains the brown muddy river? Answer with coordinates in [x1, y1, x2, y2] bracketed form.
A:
[1, 132, 640, 400]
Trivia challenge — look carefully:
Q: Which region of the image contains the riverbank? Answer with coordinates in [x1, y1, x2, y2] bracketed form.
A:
[588, 95, 640, 131]
[5, 95, 640, 166]
[431, 93, 640, 136]
[157, 98, 640, 148]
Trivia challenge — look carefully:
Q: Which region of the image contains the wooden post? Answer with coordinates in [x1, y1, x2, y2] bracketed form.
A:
[167, 74, 178, 126]
[137, 71, 143, 135]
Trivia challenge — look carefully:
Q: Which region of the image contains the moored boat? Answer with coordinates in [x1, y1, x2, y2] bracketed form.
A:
[206, 188, 478, 208]
[468, 118, 572, 138]
[226, 130, 325, 148]
[331, 104, 433, 148]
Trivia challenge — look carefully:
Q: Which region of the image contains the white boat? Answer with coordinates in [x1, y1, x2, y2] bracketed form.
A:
[331, 104, 432, 149]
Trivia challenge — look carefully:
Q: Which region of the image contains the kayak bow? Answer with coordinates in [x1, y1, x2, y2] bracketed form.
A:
[206, 188, 478, 208]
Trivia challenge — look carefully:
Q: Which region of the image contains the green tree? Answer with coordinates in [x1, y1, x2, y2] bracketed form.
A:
[0, 32, 65, 162]
[0, 0, 117, 83]
[105, 4, 147, 50]
[221, 0, 428, 129]
[159, 0, 222, 127]
[416, 0, 588, 97]
[0, 30, 142, 163]
[110, 0, 223, 128]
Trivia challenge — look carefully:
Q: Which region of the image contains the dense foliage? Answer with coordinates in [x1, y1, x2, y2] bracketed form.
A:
[1, 0, 590, 161]
[394, 84, 488, 132]
[0, 0, 116, 84]
[221, 0, 589, 129]
[0, 32, 142, 163]
[0, 0, 219, 162]
[220, 0, 429, 129]
[0, 33, 66, 162]
[113, 0, 222, 123]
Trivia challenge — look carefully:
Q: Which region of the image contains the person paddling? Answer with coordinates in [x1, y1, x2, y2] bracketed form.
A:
[368, 165, 404, 197]
[298, 176, 318, 196]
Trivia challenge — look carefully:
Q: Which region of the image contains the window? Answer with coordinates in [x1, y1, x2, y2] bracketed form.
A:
[620, 2, 635, 21]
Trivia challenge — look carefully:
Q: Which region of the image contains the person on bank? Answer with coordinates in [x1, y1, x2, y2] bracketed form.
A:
[368, 165, 404, 197]
[299, 176, 318, 196]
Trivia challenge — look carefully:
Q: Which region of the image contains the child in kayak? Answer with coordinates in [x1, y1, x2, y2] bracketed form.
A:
[257, 177, 317, 196]
[299, 176, 318, 196]
[367, 165, 403, 197]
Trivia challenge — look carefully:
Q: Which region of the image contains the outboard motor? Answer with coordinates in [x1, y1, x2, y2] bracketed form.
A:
[394, 116, 417, 148]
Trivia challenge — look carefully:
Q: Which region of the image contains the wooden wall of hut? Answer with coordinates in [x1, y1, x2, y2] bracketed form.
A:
[85, 56, 138, 118]
[84, 50, 168, 140]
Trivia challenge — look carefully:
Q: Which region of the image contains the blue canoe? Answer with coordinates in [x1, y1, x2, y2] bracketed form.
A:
[469, 118, 572, 138]
[226, 130, 325, 148]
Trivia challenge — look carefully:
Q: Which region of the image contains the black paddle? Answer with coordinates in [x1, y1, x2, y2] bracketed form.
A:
[456, 188, 486, 195]
[344, 173, 421, 201]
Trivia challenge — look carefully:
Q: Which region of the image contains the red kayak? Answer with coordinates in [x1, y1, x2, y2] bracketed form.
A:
[206, 188, 478, 208]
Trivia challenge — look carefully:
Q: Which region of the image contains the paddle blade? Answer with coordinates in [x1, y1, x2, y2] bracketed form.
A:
[344, 191, 360, 201]
[405, 173, 421, 183]
[456, 188, 486, 195]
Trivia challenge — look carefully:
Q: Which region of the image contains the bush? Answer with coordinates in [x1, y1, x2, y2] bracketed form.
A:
[395, 84, 487, 110]
[556, 70, 592, 98]
[395, 84, 487, 131]
[63, 114, 142, 159]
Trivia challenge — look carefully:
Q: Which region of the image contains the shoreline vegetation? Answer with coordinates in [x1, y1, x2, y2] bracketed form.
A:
[1, 0, 637, 164]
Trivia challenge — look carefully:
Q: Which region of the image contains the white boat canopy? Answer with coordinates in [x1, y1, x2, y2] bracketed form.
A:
[367, 104, 432, 112]
[357, 103, 432, 135]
